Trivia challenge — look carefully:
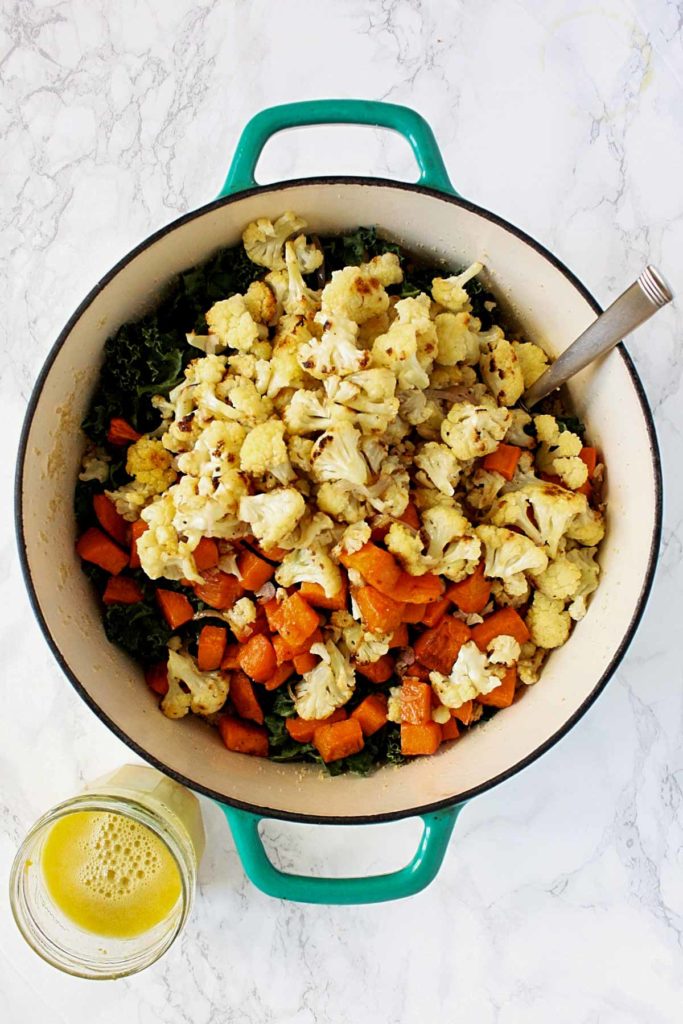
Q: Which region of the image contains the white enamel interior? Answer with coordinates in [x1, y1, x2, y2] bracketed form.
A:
[19, 182, 659, 821]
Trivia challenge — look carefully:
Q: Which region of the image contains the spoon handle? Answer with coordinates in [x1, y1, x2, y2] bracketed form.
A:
[523, 265, 673, 408]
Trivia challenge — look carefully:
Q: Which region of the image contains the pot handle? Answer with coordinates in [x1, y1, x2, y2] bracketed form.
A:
[219, 99, 457, 197]
[218, 803, 463, 904]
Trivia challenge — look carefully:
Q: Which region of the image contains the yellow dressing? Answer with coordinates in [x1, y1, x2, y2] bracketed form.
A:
[41, 811, 182, 939]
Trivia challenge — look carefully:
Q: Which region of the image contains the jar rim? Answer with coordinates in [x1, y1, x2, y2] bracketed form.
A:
[9, 792, 196, 979]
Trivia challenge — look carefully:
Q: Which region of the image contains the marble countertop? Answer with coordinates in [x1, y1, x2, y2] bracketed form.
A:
[2, 0, 682, 1020]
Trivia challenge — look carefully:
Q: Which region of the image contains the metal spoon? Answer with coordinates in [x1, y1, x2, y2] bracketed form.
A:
[522, 265, 673, 408]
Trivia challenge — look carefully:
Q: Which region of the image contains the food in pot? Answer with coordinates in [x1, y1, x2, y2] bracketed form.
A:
[74, 214, 605, 774]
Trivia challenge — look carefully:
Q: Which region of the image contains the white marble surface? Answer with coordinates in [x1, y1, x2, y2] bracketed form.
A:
[2, 0, 683, 1020]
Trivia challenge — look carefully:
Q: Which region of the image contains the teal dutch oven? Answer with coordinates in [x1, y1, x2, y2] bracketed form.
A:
[16, 100, 661, 904]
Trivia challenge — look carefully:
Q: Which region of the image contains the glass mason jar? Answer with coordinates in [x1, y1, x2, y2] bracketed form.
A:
[9, 765, 205, 979]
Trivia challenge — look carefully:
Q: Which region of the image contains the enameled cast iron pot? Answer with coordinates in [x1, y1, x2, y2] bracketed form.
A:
[16, 101, 662, 904]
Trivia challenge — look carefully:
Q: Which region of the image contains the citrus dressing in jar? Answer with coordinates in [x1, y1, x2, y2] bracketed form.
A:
[10, 765, 205, 978]
[41, 810, 182, 938]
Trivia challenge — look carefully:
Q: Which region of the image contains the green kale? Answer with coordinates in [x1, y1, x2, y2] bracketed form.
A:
[267, 719, 315, 763]
[80, 560, 109, 593]
[270, 690, 297, 718]
[74, 479, 102, 530]
[556, 415, 586, 439]
[102, 601, 171, 666]
[384, 727, 406, 767]
[465, 277, 498, 330]
[259, 669, 407, 774]
[319, 225, 393, 271]
[264, 692, 317, 762]
[82, 317, 189, 443]
[82, 243, 263, 445]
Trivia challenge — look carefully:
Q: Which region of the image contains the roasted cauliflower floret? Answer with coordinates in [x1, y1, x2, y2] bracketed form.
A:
[244, 280, 278, 325]
[340, 618, 392, 663]
[321, 252, 401, 324]
[278, 511, 336, 552]
[534, 414, 587, 490]
[325, 368, 399, 434]
[298, 312, 370, 379]
[479, 330, 524, 407]
[238, 488, 306, 548]
[489, 483, 587, 558]
[421, 505, 481, 581]
[441, 399, 511, 460]
[397, 388, 431, 427]
[200, 374, 273, 428]
[280, 240, 321, 316]
[310, 423, 369, 486]
[289, 233, 324, 273]
[505, 408, 535, 449]
[107, 437, 178, 521]
[161, 648, 229, 719]
[414, 442, 461, 496]
[287, 435, 314, 473]
[138, 493, 203, 583]
[467, 469, 506, 511]
[171, 471, 248, 541]
[363, 252, 404, 287]
[566, 506, 606, 547]
[337, 521, 372, 555]
[525, 591, 571, 649]
[79, 446, 109, 484]
[395, 294, 439, 365]
[224, 597, 257, 637]
[487, 635, 521, 665]
[384, 520, 428, 575]
[242, 211, 307, 270]
[205, 294, 268, 353]
[531, 554, 582, 601]
[274, 546, 343, 599]
[239, 419, 294, 484]
[317, 481, 368, 524]
[512, 341, 549, 388]
[430, 640, 501, 709]
[293, 641, 356, 720]
[175, 420, 246, 479]
[517, 641, 546, 685]
[490, 576, 530, 609]
[283, 390, 353, 435]
[266, 316, 315, 397]
[476, 523, 548, 580]
[372, 321, 430, 391]
[434, 311, 481, 366]
[371, 294, 437, 390]
[361, 456, 410, 518]
[565, 545, 600, 620]
[431, 262, 483, 313]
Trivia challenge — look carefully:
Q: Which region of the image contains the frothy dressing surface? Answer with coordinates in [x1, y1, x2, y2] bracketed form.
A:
[41, 811, 182, 938]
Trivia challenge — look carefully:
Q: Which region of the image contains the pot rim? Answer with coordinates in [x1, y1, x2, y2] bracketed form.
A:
[15, 176, 663, 824]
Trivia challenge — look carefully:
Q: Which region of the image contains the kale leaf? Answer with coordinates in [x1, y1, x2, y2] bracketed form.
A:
[82, 243, 264, 444]
[556, 414, 586, 439]
[102, 602, 171, 666]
